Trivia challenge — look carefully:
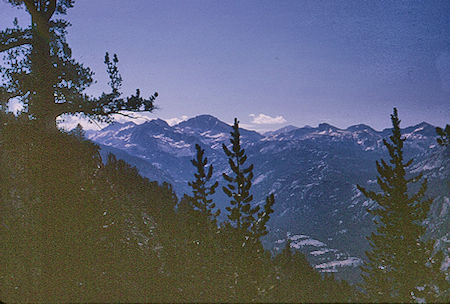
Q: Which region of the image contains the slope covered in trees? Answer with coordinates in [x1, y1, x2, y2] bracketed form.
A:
[1, 1, 447, 303]
[0, 112, 359, 302]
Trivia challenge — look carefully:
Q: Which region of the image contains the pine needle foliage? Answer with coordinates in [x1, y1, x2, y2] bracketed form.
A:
[222, 118, 259, 232]
[187, 143, 220, 223]
[0, 0, 157, 130]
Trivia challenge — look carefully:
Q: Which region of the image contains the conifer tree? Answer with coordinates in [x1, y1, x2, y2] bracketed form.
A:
[68, 123, 85, 139]
[357, 108, 445, 302]
[169, 144, 224, 302]
[0, 0, 157, 130]
[222, 118, 276, 241]
[219, 118, 278, 301]
[187, 144, 220, 223]
[222, 118, 259, 232]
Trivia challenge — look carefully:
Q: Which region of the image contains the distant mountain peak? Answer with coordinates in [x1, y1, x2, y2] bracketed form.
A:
[402, 121, 436, 137]
[318, 123, 338, 131]
[141, 118, 170, 128]
[194, 114, 219, 121]
[346, 124, 375, 132]
[176, 114, 230, 131]
[413, 121, 434, 129]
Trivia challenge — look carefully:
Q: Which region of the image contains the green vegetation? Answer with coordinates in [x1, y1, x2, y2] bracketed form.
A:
[0, 112, 358, 302]
[1, 1, 447, 303]
[357, 108, 448, 302]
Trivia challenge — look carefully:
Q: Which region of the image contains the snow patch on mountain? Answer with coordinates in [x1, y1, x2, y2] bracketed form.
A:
[254, 173, 269, 185]
[291, 239, 327, 248]
[274, 233, 364, 273]
[315, 257, 363, 272]
[310, 248, 338, 256]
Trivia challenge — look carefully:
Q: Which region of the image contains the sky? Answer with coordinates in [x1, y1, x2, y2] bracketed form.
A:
[1, 0, 449, 132]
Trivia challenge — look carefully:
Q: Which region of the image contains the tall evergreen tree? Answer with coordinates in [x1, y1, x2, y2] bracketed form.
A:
[222, 118, 259, 233]
[219, 118, 278, 301]
[167, 144, 223, 302]
[357, 108, 445, 302]
[0, 0, 157, 130]
[186, 143, 220, 223]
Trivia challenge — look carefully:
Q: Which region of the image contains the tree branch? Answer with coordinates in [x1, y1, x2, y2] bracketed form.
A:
[45, 0, 57, 20]
[52, 89, 157, 123]
[23, 0, 38, 16]
[0, 38, 31, 52]
[0, 28, 32, 52]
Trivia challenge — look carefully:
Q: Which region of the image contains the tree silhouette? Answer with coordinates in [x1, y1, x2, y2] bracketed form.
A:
[357, 108, 445, 302]
[222, 118, 275, 242]
[222, 118, 259, 233]
[0, 0, 157, 130]
[187, 143, 220, 224]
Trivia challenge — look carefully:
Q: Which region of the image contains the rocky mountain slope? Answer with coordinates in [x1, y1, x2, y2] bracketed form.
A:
[86, 115, 449, 280]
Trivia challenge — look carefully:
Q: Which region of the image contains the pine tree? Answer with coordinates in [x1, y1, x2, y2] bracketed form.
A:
[68, 123, 85, 139]
[357, 108, 445, 302]
[219, 118, 278, 302]
[165, 144, 224, 302]
[187, 144, 220, 224]
[222, 118, 259, 233]
[0, 0, 157, 130]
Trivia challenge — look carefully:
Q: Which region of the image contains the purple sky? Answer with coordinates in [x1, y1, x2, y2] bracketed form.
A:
[1, 0, 449, 132]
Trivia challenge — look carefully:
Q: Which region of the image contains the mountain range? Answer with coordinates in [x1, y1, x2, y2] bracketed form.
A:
[85, 114, 449, 281]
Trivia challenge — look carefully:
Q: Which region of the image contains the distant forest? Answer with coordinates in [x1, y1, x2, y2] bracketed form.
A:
[1, 1, 448, 303]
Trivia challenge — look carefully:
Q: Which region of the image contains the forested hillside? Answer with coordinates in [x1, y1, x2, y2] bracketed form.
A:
[1, 1, 448, 302]
[0, 112, 359, 302]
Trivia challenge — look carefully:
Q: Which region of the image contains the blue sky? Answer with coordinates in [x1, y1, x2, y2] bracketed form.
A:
[1, 0, 449, 132]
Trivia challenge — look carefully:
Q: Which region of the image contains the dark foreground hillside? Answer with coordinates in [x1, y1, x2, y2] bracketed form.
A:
[0, 113, 358, 303]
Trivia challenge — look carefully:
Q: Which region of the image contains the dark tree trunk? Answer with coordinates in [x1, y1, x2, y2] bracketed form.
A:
[27, 1, 59, 131]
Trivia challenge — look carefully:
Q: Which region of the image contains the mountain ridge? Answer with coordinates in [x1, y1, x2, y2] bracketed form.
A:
[85, 114, 438, 138]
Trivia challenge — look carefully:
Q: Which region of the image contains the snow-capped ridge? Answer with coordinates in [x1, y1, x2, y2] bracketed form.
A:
[175, 114, 229, 132]
[142, 118, 170, 128]
[346, 124, 376, 133]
